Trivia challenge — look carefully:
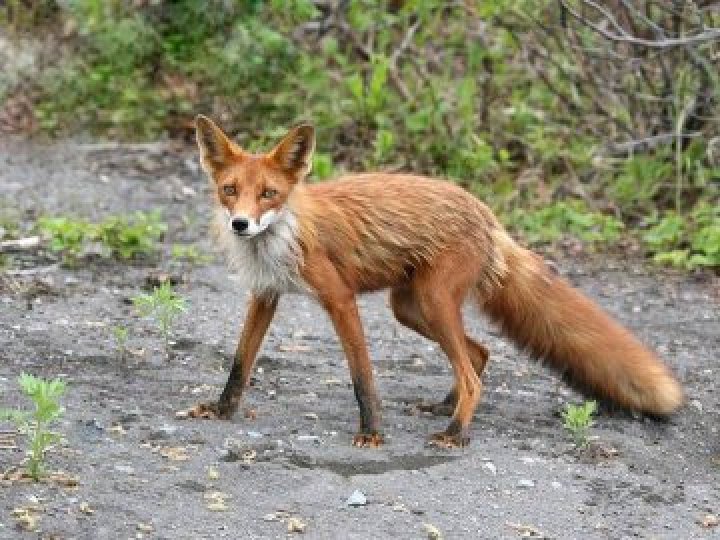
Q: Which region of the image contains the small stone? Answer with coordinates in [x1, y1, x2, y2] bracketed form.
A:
[700, 514, 719, 528]
[297, 435, 320, 443]
[550, 481, 562, 489]
[482, 462, 497, 475]
[114, 465, 135, 475]
[517, 479, 535, 488]
[690, 400, 703, 413]
[303, 412, 319, 421]
[346, 490, 367, 507]
[149, 424, 179, 439]
[246, 431, 263, 438]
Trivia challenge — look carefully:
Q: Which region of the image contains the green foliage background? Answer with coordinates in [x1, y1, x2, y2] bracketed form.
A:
[2, 0, 718, 268]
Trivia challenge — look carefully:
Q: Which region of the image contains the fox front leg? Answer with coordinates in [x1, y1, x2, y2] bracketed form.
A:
[188, 294, 278, 419]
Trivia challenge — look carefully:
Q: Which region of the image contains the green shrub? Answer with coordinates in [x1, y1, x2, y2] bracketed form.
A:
[505, 201, 624, 246]
[37, 211, 166, 264]
[95, 210, 166, 259]
[5, 1, 718, 270]
[642, 203, 720, 269]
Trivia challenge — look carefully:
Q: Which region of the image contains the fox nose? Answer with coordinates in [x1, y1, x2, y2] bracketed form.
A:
[231, 217, 249, 233]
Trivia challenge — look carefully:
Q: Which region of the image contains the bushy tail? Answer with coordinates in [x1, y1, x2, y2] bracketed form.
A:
[479, 234, 683, 415]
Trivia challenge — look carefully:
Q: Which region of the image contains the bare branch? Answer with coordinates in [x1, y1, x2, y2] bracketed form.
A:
[560, 0, 720, 48]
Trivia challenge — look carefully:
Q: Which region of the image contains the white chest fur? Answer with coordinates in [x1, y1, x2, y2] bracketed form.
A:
[213, 207, 306, 295]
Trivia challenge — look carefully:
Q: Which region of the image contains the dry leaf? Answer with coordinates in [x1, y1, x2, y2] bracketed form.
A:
[506, 521, 545, 537]
[12, 506, 40, 531]
[287, 517, 307, 533]
[207, 466, 219, 480]
[79, 502, 94, 515]
[700, 514, 719, 528]
[242, 449, 257, 464]
[159, 446, 190, 461]
[137, 522, 154, 533]
[48, 471, 79, 487]
[204, 491, 230, 512]
[109, 424, 127, 436]
[423, 523, 442, 539]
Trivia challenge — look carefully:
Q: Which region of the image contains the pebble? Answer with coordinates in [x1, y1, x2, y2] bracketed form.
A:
[482, 462, 497, 475]
[517, 479, 535, 488]
[246, 431, 263, 438]
[114, 465, 135, 475]
[303, 412, 319, 420]
[149, 424, 179, 439]
[297, 435, 320, 443]
[346, 490, 367, 507]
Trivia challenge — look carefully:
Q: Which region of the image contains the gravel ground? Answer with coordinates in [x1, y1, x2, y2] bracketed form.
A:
[0, 138, 718, 539]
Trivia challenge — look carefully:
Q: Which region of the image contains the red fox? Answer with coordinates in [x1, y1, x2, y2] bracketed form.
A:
[188, 116, 683, 448]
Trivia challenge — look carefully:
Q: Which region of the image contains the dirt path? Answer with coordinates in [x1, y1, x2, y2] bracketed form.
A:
[1, 139, 718, 539]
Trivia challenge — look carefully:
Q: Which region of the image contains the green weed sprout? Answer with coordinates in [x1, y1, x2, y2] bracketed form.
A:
[170, 243, 212, 265]
[0, 373, 66, 480]
[562, 400, 597, 447]
[112, 325, 129, 358]
[133, 282, 187, 353]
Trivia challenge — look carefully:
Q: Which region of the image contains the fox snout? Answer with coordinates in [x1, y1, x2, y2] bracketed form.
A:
[227, 210, 281, 237]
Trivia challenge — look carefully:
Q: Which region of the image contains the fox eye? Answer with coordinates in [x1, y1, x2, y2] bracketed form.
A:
[261, 188, 278, 199]
[222, 185, 236, 196]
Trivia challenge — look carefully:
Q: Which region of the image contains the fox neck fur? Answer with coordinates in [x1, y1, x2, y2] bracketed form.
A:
[212, 205, 306, 295]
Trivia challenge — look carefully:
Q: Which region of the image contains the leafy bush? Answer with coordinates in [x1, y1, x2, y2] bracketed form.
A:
[37, 211, 166, 264]
[506, 201, 624, 246]
[5, 1, 719, 269]
[95, 210, 166, 259]
[37, 216, 94, 262]
[642, 203, 720, 269]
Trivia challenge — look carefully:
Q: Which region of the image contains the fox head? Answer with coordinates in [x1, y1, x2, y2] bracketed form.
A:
[195, 115, 314, 237]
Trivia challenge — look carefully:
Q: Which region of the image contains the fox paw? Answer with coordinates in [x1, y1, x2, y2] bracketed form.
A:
[427, 431, 470, 449]
[352, 432, 385, 448]
[416, 402, 455, 417]
[178, 402, 235, 420]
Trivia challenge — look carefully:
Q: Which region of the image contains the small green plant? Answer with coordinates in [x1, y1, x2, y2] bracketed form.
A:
[96, 210, 167, 259]
[170, 243, 212, 265]
[641, 203, 720, 269]
[111, 325, 129, 357]
[36, 211, 166, 264]
[37, 216, 94, 264]
[505, 201, 624, 246]
[0, 373, 66, 480]
[562, 400, 597, 448]
[133, 282, 187, 353]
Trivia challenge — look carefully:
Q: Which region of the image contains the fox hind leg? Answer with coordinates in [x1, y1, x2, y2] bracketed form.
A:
[390, 286, 489, 417]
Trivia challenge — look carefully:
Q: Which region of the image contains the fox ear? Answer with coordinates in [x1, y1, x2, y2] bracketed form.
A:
[269, 123, 315, 179]
[195, 115, 236, 173]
